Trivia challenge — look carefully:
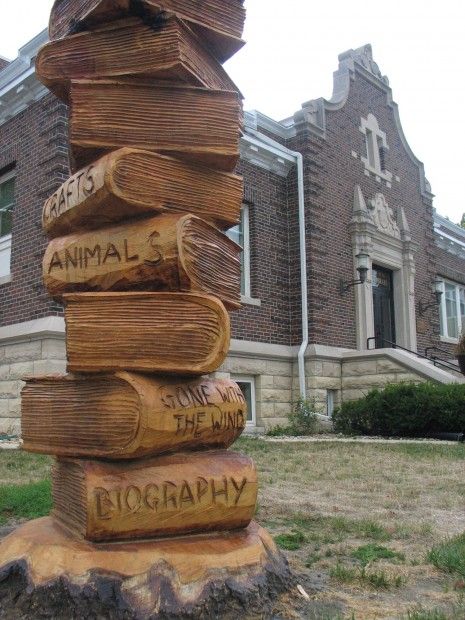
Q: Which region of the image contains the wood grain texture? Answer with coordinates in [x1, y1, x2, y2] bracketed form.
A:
[49, 0, 245, 62]
[43, 214, 241, 308]
[69, 80, 242, 172]
[22, 373, 247, 459]
[36, 17, 240, 101]
[64, 291, 230, 374]
[52, 450, 257, 541]
[0, 518, 291, 620]
[42, 149, 242, 237]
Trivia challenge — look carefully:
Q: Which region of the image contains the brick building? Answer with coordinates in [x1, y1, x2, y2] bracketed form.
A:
[0, 34, 464, 435]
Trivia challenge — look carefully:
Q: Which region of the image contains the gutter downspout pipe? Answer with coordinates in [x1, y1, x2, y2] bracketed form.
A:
[244, 129, 308, 400]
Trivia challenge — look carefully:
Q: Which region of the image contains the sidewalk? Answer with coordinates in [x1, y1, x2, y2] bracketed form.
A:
[260, 434, 460, 445]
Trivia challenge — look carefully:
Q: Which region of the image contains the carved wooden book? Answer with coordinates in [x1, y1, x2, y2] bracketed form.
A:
[37, 17, 239, 101]
[43, 214, 241, 308]
[42, 148, 243, 237]
[69, 80, 242, 172]
[49, 0, 246, 62]
[52, 450, 257, 541]
[65, 292, 230, 374]
[22, 374, 246, 459]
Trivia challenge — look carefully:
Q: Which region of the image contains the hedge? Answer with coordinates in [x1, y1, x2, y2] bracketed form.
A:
[332, 382, 465, 437]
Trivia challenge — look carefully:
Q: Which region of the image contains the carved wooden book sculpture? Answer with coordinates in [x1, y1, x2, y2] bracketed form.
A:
[22, 374, 246, 459]
[69, 80, 242, 172]
[0, 0, 292, 614]
[52, 450, 257, 541]
[42, 149, 243, 237]
[65, 292, 230, 374]
[49, 0, 246, 61]
[37, 17, 239, 101]
[43, 214, 241, 307]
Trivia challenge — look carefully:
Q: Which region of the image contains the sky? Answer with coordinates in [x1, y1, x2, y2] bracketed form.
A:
[1, 0, 464, 223]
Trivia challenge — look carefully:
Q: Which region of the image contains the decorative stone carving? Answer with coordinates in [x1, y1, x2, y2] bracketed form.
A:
[368, 193, 400, 239]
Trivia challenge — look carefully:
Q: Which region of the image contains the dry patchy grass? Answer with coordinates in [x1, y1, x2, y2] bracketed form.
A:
[235, 438, 465, 619]
[1, 442, 465, 618]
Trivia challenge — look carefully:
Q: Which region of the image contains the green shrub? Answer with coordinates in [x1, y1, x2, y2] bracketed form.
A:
[265, 397, 318, 436]
[332, 382, 465, 437]
[288, 397, 318, 435]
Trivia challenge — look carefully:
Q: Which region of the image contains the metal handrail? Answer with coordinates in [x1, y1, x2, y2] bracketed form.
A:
[367, 337, 459, 373]
[425, 345, 457, 361]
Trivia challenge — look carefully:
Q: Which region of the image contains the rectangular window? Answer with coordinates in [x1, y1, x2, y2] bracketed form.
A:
[365, 129, 375, 168]
[326, 390, 337, 418]
[0, 172, 14, 280]
[232, 375, 256, 426]
[227, 204, 251, 298]
[439, 279, 465, 341]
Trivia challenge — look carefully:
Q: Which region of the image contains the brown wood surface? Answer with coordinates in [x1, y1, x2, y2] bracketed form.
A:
[0, 518, 287, 603]
[49, 0, 245, 62]
[52, 450, 257, 541]
[43, 214, 241, 308]
[64, 291, 230, 374]
[37, 17, 240, 101]
[42, 148, 243, 237]
[22, 373, 247, 459]
[69, 80, 242, 172]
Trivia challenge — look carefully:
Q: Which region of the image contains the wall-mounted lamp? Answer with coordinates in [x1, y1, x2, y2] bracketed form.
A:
[339, 253, 370, 295]
[418, 279, 443, 315]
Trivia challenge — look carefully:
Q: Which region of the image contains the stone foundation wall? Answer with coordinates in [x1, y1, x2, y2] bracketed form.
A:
[341, 357, 425, 403]
[0, 328, 462, 436]
[0, 318, 66, 435]
[216, 350, 294, 432]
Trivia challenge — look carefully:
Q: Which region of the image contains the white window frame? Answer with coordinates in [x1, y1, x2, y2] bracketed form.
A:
[232, 374, 256, 427]
[227, 204, 256, 303]
[326, 389, 338, 418]
[0, 169, 14, 283]
[241, 204, 251, 299]
[438, 278, 465, 343]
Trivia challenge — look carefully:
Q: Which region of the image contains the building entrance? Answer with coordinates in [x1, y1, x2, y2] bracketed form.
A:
[372, 266, 396, 348]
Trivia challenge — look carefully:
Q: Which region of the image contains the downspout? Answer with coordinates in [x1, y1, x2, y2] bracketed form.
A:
[244, 129, 308, 399]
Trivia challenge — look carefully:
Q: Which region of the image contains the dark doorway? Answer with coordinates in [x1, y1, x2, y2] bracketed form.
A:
[372, 266, 396, 348]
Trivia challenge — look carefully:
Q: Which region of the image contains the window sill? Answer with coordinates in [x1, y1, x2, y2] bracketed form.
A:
[0, 274, 11, 286]
[241, 295, 261, 307]
[440, 335, 459, 345]
[360, 158, 392, 182]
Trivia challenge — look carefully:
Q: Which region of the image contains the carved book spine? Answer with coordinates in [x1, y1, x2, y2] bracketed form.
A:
[37, 17, 240, 101]
[52, 450, 257, 541]
[69, 80, 242, 172]
[49, 0, 246, 62]
[22, 374, 247, 459]
[43, 213, 241, 308]
[42, 149, 243, 237]
[64, 292, 230, 374]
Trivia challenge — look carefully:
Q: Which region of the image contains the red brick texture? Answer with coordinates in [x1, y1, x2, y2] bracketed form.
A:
[1, 72, 464, 358]
[0, 93, 69, 326]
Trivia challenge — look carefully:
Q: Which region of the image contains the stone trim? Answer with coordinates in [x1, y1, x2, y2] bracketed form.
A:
[0, 316, 65, 344]
[230, 339, 298, 361]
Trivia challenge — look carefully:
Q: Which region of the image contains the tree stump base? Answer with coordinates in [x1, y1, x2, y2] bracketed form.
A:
[0, 517, 292, 619]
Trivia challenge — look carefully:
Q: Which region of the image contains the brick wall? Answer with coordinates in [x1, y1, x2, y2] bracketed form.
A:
[287, 75, 442, 353]
[0, 93, 69, 327]
[1, 76, 464, 358]
[232, 161, 292, 344]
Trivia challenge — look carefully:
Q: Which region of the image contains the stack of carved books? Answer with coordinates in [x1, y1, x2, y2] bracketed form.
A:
[31, 0, 252, 540]
[0, 0, 290, 615]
